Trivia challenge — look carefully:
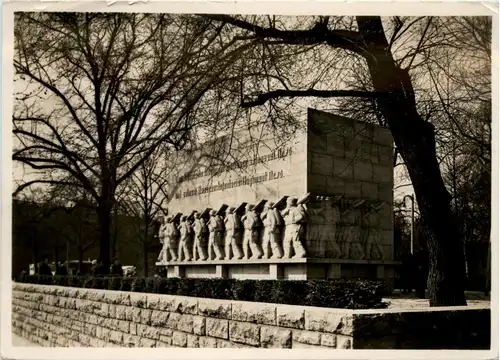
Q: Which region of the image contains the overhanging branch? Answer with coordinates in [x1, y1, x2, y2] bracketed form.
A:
[241, 89, 382, 108]
[203, 14, 367, 57]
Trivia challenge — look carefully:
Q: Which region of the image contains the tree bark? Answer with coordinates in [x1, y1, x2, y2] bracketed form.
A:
[356, 16, 467, 306]
[98, 180, 114, 274]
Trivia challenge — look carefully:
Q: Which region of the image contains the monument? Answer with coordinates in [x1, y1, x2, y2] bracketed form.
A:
[156, 108, 397, 284]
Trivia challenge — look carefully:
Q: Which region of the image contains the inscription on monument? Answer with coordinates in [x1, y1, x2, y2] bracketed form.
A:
[175, 170, 285, 199]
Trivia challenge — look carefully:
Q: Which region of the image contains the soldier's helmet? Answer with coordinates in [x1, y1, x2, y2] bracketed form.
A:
[228, 207, 236, 213]
[181, 215, 187, 221]
[194, 212, 201, 218]
[210, 209, 217, 216]
[267, 202, 275, 209]
[287, 197, 298, 206]
[245, 204, 254, 211]
[166, 216, 173, 222]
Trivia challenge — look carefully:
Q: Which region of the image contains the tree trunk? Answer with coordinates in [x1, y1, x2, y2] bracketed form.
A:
[143, 223, 149, 277]
[98, 181, 114, 273]
[78, 245, 83, 275]
[356, 16, 467, 306]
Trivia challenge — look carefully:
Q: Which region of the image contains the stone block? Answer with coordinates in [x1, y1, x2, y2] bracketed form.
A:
[382, 245, 394, 261]
[304, 309, 354, 335]
[359, 142, 376, 163]
[150, 310, 170, 327]
[109, 330, 124, 344]
[140, 309, 152, 325]
[159, 328, 173, 337]
[199, 336, 218, 348]
[311, 152, 334, 175]
[354, 161, 373, 182]
[336, 334, 353, 349]
[140, 337, 157, 347]
[292, 329, 321, 345]
[96, 326, 111, 341]
[373, 164, 392, 184]
[260, 326, 292, 348]
[333, 158, 354, 179]
[145, 294, 160, 309]
[380, 230, 393, 245]
[379, 205, 393, 230]
[57, 297, 67, 308]
[231, 302, 276, 326]
[129, 293, 147, 308]
[344, 180, 362, 199]
[162, 296, 198, 315]
[86, 291, 105, 302]
[321, 333, 336, 347]
[124, 334, 140, 347]
[308, 173, 327, 194]
[229, 321, 260, 346]
[378, 184, 393, 203]
[137, 324, 160, 340]
[193, 316, 206, 335]
[177, 314, 195, 333]
[206, 318, 229, 339]
[130, 323, 137, 335]
[308, 130, 327, 153]
[344, 138, 362, 159]
[326, 136, 345, 158]
[187, 334, 200, 348]
[198, 299, 231, 319]
[172, 331, 188, 347]
[378, 145, 393, 165]
[166, 312, 182, 330]
[159, 335, 173, 345]
[361, 182, 379, 200]
[156, 340, 172, 347]
[116, 320, 130, 333]
[277, 306, 305, 329]
[104, 292, 130, 306]
[114, 305, 127, 320]
[373, 127, 393, 146]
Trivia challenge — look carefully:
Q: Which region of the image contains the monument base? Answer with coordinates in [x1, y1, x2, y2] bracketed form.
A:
[155, 258, 399, 289]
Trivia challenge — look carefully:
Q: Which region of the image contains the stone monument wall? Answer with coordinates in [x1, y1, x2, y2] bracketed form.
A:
[305, 109, 394, 262]
[11, 283, 491, 349]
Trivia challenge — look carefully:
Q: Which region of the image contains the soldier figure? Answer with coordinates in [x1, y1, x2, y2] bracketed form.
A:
[157, 216, 168, 263]
[362, 203, 384, 260]
[178, 215, 192, 261]
[323, 197, 342, 259]
[208, 210, 225, 260]
[224, 207, 243, 260]
[261, 202, 283, 259]
[242, 204, 263, 259]
[281, 198, 307, 259]
[340, 201, 366, 260]
[192, 212, 208, 261]
[164, 216, 179, 262]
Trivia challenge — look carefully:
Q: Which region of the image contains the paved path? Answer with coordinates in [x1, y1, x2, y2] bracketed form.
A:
[11, 334, 40, 347]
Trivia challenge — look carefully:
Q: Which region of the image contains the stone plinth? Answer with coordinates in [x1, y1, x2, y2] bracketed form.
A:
[156, 258, 398, 284]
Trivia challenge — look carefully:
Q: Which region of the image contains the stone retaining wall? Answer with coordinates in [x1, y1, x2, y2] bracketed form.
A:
[12, 283, 490, 349]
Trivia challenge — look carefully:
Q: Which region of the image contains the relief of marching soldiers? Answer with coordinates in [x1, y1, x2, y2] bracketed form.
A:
[157, 193, 385, 263]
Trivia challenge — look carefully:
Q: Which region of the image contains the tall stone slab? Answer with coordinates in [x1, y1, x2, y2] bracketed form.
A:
[159, 108, 396, 284]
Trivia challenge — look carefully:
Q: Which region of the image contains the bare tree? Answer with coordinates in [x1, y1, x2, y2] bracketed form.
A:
[201, 14, 492, 306]
[13, 13, 254, 271]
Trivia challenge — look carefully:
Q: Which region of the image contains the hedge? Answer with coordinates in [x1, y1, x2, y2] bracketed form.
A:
[16, 273, 388, 309]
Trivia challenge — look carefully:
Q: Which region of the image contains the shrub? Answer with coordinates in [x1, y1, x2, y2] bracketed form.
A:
[17, 275, 388, 309]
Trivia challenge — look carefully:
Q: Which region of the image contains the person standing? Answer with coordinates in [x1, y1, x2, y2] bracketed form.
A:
[38, 257, 52, 276]
[110, 258, 124, 276]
